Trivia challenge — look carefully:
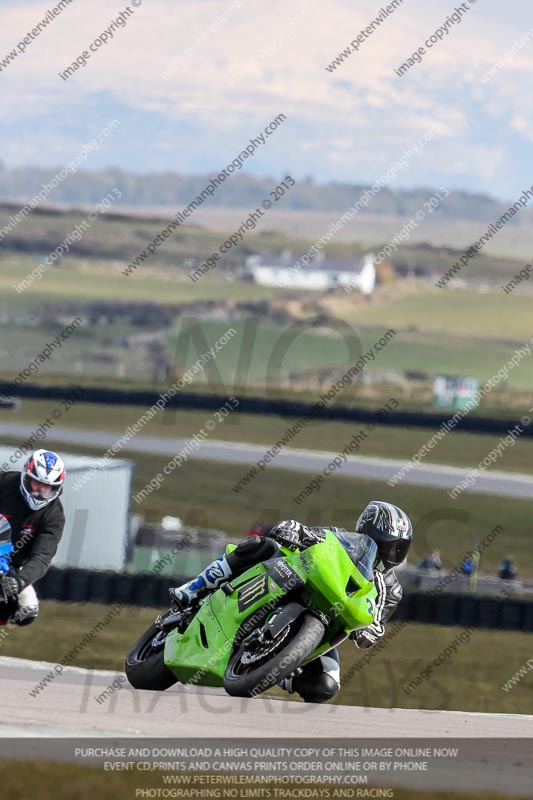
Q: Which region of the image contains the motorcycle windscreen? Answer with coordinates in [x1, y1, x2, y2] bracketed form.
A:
[330, 530, 377, 581]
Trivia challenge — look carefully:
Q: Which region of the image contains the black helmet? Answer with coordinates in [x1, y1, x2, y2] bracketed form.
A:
[355, 500, 412, 571]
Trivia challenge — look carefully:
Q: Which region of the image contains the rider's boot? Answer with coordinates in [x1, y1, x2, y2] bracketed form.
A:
[170, 534, 280, 609]
[170, 555, 233, 608]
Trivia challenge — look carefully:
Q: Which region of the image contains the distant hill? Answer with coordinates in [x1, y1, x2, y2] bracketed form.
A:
[0, 163, 523, 223]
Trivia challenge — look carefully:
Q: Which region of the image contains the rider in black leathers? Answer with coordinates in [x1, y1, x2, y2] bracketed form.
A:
[171, 501, 413, 703]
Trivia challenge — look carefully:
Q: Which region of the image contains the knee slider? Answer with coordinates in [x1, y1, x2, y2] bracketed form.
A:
[293, 659, 340, 703]
[294, 672, 339, 703]
[13, 604, 39, 627]
[14, 613, 37, 627]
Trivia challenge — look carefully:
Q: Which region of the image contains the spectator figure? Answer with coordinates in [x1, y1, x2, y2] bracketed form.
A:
[417, 550, 442, 571]
[244, 523, 274, 538]
[461, 556, 474, 575]
[499, 556, 517, 580]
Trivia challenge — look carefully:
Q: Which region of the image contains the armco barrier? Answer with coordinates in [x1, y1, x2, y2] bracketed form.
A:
[1, 381, 533, 437]
[36, 567, 533, 631]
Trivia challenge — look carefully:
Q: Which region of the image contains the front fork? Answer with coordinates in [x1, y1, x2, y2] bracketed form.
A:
[155, 607, 188, 635]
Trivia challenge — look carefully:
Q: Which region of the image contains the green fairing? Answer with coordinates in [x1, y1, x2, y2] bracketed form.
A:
[163, 530, 377, 687]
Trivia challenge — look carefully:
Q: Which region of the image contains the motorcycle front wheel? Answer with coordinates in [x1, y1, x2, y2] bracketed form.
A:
[223, 612, 324, 698]
[125, 623, 177, 691]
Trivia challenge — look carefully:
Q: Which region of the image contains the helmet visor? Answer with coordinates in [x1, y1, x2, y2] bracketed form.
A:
[381, 537, 411, 568]
[23, 475, 60, 502]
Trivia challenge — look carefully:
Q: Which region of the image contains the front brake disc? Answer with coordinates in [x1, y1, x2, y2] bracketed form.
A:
[240, 624, 291, 665]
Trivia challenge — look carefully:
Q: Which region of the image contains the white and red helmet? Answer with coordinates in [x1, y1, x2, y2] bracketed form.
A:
[20, 450, 66, 511]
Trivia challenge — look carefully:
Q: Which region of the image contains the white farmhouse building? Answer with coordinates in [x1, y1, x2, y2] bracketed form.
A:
[245, 252, 376, 294]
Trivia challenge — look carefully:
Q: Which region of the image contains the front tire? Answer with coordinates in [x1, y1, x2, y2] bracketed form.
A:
[223, 612, 324, 698]
[125, 623, 177, 691]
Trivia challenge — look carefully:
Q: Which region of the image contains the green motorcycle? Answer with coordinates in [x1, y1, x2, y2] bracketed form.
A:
[125, 529, 378, 698]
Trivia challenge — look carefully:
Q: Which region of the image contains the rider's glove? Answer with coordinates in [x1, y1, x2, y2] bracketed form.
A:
[300, 528, 325, 548]
[270, 520, 304, 550]
[269, 520, 313, 551]
[350, 622, 384, 649]
[0, 574, 21, 601]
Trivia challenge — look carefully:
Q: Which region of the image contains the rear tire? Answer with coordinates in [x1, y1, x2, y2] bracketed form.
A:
[125, 623, 177, 691]
[223, 612, 324, 698]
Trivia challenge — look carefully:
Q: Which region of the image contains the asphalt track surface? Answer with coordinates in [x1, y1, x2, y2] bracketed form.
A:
[1, 424, 532, 795]
[1, 422, 533, 499]
[0, 657, 532, 797]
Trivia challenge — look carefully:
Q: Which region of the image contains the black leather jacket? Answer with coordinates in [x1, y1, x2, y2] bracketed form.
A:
[0, 471, 65, 587]
[273, 523, 403, 648]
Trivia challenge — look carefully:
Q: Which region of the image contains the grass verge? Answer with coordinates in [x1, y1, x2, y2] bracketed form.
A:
[4, 397, 533, 477]
[1, 431, 531, 573]
[1, 601, 532, 715]
[0, 761, 514, 800]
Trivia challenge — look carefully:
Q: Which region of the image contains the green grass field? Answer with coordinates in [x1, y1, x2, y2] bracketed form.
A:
[165, 316, 533, 392]
[348, 287, 533, 342]
[5, 397, 533, 477]
[334, 623, 533, 715]
[4, 240, 533, 392]
[0, 255, 283, 308]
[340, 284, 532, 344]
[0, 600, 146, 671]
[127, 455, 533, 573]
[0, 760, 514, 800]
[5, 252, 533, 345]
[3, 310, 533, 393]
[1, 600, 531, 717]
[1, 429, 530, 574]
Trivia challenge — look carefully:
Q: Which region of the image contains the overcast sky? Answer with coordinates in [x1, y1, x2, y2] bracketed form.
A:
[1, 0, 532, 200]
